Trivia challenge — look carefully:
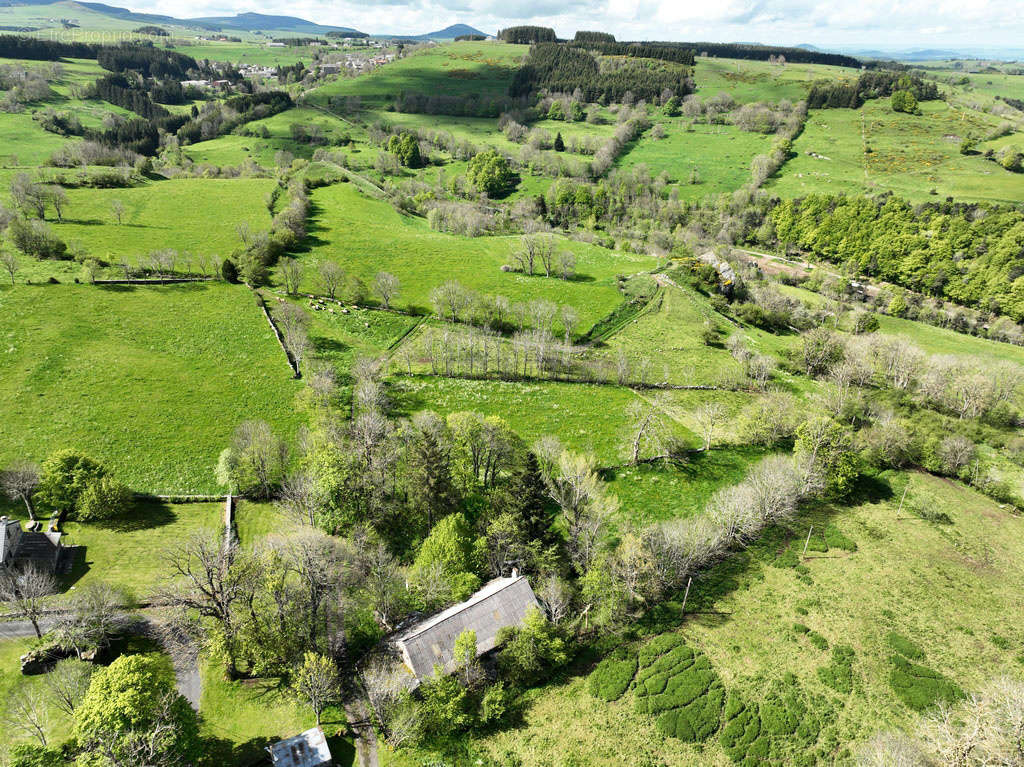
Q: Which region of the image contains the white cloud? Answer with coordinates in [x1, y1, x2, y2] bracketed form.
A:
[85, 0, 1024, 47]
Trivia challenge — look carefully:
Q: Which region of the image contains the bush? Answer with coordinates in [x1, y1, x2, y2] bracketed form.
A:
[466, 150, 517, 196]
[816, 645, 856, 694]
[888, 654, 965, 711]
[75, 475, 132, 522]
[886, 632, 925, 660]
[823, 524, 857, 552]
[634, 645, 725, 743]
[221, 258, 238, 283]
[808, 631, 829, 651]
[588, 648, 638, 701]
[35, 449, 108, 514]
[9, 216, 68, 260]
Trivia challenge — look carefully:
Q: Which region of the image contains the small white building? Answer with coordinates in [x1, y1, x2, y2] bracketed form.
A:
[268, 727, 332, 767]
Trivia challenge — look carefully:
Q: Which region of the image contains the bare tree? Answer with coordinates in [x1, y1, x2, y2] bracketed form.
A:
[45, 658, 93, 716]
[0, 563, 55, 638]
[318, 261, 346, 300]
[279, 258, 304, 295]
[0, 247, 17, 285]
[277, 472, 319, 527]
[373, 271, 400, 309]
[275, 303, 310, 373]
[559, 304, 578, 346]
[2, 682, 50, 746]
[48, 185, 67, 222]
[51, 582, 128, 659]
[624, 399, 667, 465]
[537, 575, 572, 624]
[361, 656, 415, 738]
[557, 250, 576, 280]
[430, 280, 470, 322]
[693, 402, 725, 451]
[1, 459, 40, 519]
[110, 199, 125, 224]
[154, 534, 261, 678]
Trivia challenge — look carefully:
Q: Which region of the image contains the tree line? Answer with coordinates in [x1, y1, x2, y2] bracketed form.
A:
[806, 70, 941, 109]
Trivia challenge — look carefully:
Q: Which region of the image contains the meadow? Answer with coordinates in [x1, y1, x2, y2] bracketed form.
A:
[767, 99, 1024, 203]
[296, 182, 658, 330]
[0, 283, 305, 494]
[27, 177, 276, 267]
[308, 41, 527, 109]
[693, 56, 858, 104]
[616, 121, 773, 200]
[458, 471, 1024, 767]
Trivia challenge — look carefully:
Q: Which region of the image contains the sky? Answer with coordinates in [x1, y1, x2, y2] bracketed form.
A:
[87, 0, 1024, 49]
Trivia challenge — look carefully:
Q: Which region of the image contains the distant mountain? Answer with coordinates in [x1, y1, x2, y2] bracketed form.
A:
[188, 11, 361, 35]
[77, 1, 215, 28]
[374, 23, 488, 41]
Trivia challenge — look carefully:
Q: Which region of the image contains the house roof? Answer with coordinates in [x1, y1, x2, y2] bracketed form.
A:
[395, 575, 540, 680]
[269, 727, 332, 767]
[0, 518, 20, 564]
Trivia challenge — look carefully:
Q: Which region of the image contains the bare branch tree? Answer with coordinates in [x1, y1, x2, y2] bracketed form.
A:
[2, 682, 50, 746]
[1, 460, 40, 519]
[373, 271, 400, 309]
[0, 562, 55, 638]
[0, 247, 18, 285]
[318, 261, 346, 300]
[45, 658, 93, 717]
[279, 258, 304, 295]
[693, 402, 726, 451]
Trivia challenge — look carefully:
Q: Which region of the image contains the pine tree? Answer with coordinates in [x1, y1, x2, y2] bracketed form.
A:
[553, 132, 565, 152]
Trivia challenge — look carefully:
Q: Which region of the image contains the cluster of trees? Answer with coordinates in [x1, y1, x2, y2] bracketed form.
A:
[690, 42, 860, 67]
[1, 450, 131, 525]
[466, 150, 517, 196]
[770, 194, 1024, 321]
[807, 70, 941, 110]
[0, 35, 98, 61]
[175, 91, 293, 145]
[566, 40, 696, 66]
[97, 44, 198, 79]
[497, 26, 558, 44]
[0, 63, 55, 109]
[510, 43, 694, 103]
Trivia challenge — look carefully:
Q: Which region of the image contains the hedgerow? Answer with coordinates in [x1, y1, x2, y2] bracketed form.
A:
[588, 647, 638, 701]
[817, 645, 856, 694]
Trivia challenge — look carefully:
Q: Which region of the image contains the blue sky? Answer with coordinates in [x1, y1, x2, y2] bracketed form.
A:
[82, 0, 1024, 49]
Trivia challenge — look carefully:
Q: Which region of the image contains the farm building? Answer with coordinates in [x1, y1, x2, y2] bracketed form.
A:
[268, 726, 332, 766]
[395, 573, 540, 681]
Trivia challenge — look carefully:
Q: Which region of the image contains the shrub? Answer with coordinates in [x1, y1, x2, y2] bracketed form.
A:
[816, 645, 856, 694]
[588, 648, 638, 701]
[35, 449, 108, 514]
[808, 631, 829, 651]
[634, 645, 726, 743]
[886, 632, 925, 660]
[75, 475, 132, 522]
[9, 216, 68, 260]
[793, 623, 810, 635]
[221, 258, 238, 283]
[888, 654, 965, 711]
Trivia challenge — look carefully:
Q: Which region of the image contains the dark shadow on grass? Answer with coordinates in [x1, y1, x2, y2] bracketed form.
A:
[94, 500, 177, 532]
[311, 335, 351, 356]
[382, 378, 428, 419]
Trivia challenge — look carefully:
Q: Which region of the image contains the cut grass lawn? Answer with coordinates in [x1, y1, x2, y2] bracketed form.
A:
[296, 182, 658, 330]
[465, 471, 1024, 766]
[767, 99, 1024, 204]
[0, 283, 304, 494]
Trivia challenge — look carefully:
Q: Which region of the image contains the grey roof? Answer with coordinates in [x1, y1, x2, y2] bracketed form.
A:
[395, 575, 540, 680]
[0, 518, 61, 571]
[0, 518, 22, 566]
[269, 727, 332, 767]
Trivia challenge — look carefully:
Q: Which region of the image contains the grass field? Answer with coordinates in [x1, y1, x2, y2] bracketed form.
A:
[308, 41, 526, 110]
[183, 107, 358, 166]
[459, 471, 1024, 767]
[297, 182, 657, 330]
[694, 57, 858, 104]
[0, 283, 304, 494]
[767, 99, 1024, 203]
[12, 178, 277, 267]
[616, 121, 772, 199]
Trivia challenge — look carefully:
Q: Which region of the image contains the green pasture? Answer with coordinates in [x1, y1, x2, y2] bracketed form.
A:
[33, 177, 275, 265]
[295, 182, 657, 330]
[767, 99, 1024, 203]
[616, 120, 772, 199]
[470, 471, 1024, 766]
[308, 41, 527, 109]
[0, 283, 304, 494]
[694, 56, 858, 104]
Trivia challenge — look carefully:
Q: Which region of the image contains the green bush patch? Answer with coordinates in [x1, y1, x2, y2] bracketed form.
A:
[588, 648, 639, 702]
[720, 684, 827, 765]
[633, 643, 725, 743]
[888, 654, 965, 711]
[823, 524, 858, 552]
[816, 645, 856, 694]
[886, 632, 925, 660]
[808, 631, 829, 651]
